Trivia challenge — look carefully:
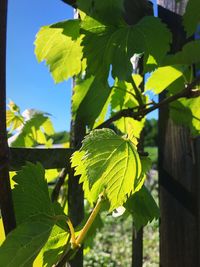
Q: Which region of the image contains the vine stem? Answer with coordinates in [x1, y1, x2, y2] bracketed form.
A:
[96, 74, 200, 129]
[55, 193, 105, 266]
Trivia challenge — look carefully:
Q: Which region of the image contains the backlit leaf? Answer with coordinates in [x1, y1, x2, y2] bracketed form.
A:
[10, 113, 54, 147]
[35, 20, 83, 83]
[145, 66, 184, 94]
[72, 129, 142, 211]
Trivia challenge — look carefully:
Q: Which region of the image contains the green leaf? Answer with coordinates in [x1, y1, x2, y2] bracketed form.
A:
[34, 224, 70, 267]
[124, 185, 159, 231]
[72, 76, 111, 128]
[12, 162, 54, 224]
[35, 20, 83, 83]
[77, 0, 124, 25]
[111, 74, 142, 111]
[183, 0, 200, 36]
[170, 96, 200, 136]
[115, 117, 145, 139]
[10, 113, 54, 147]
[6, 110, 24, 132]
[81, 16, 171, 80]
[72, 129, 142, 211]
[0, 215, 54, 267]
[0, 218, 5, 246]
[145, 66, 184, 94]
[164, 41, 200, 65]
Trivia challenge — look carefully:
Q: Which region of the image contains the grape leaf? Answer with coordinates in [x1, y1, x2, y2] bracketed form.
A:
[71, 129, 142, 211]
[81, 16, 171, 80]
[145, 66, 184, 94]
[0, 218, 5, 246]
[77, 0, 124, 25]
[164, 41, 200, 65]
[34, 224, 70, 267]
[183, 0, 200, 36]
[35, 20, 83, 83]
[72, 76, 111, 128]
[12, 162, 54, 224]
[10, 113, 54, 147]
[6, 110, 24, 132]
[170, 96, 200, 136]
[111, 74, 142, 111]
[124, 185, 159, 231]
[115, 117, 145, 139]
[0, 215, 54, 267]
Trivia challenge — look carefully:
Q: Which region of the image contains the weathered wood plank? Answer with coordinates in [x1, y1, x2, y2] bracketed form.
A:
[158, 1, 199, 267]
[9, 148, 74, 171]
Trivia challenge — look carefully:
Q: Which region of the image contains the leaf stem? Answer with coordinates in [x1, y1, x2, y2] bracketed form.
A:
[75, 193, 105, 246]
[55, 215, 76, 248]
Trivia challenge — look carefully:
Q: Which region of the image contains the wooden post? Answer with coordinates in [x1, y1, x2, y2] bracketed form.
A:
[158, 1, 199, 266]
[0, 0, 16, 234]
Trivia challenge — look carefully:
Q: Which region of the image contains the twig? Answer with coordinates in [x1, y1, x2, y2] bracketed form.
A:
[96, 75, 200, 129]
[51, 167, 69, 202]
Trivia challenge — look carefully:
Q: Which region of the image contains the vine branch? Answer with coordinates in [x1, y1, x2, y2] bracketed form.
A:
[96, 75, 200, 129]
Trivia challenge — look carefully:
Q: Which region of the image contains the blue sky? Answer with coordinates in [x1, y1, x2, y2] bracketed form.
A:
[7, 0, 157, 132]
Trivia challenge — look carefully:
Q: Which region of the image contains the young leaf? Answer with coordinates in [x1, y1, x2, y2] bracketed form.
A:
[183, 0, 200, 36]
[145, 66, 184, 94]
[12, 162, 54, 224]
[124, 185, 159, 231]
[10, 113, 54, 147]
[115, 117, 145, 139]
[35, 20, 83, 83]
[72, 129, 143, 211]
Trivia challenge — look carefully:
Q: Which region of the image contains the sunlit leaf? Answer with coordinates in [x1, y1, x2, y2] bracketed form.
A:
[0, 218, 5, 246]
[72, 129, 142, 211]
[35, 20, 83, 83]
[145, 66, 184, 94]
[10, 113, 54, 147]
[34, 224, 70, 267]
